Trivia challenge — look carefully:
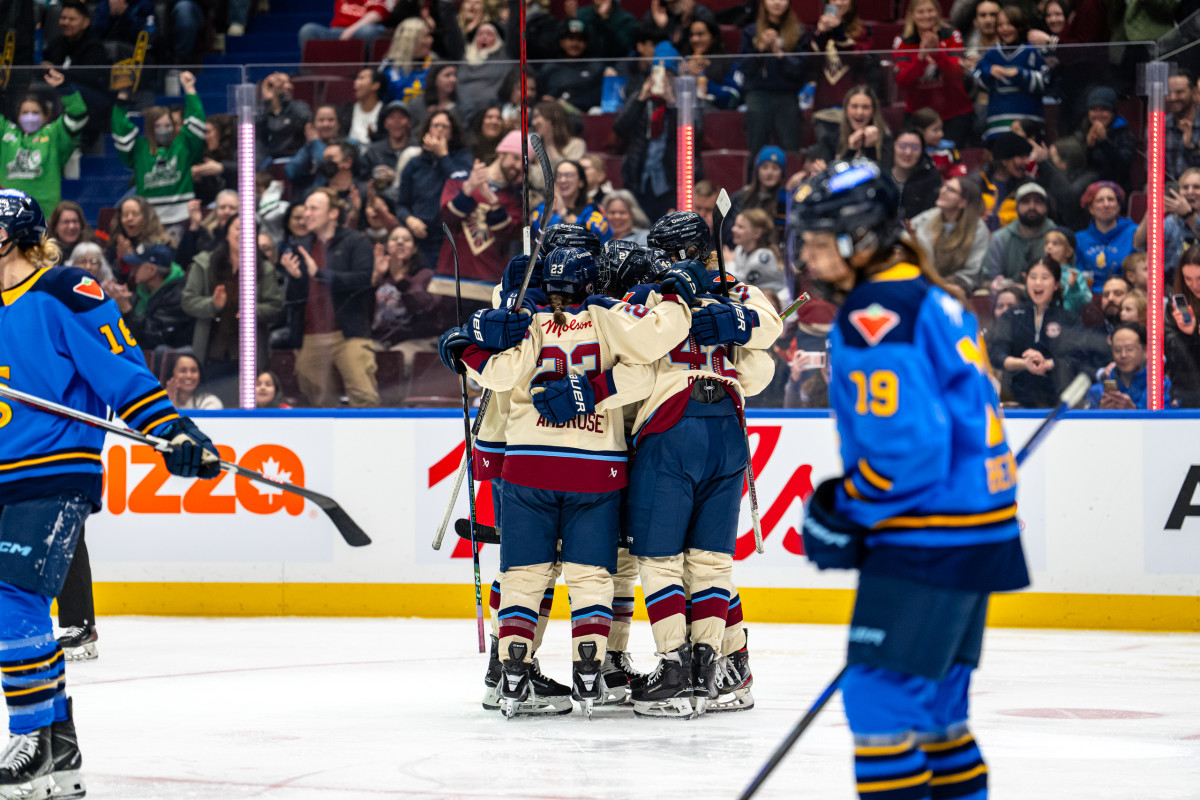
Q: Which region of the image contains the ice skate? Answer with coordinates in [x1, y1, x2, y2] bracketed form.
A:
[632, 644, 694, 719]
[710, 630, 754, 713]
[571, 643, 603, 718]
[55, 628, 96, 663]
[516, 658, 573, 716]
[482, 635, 501, 711]
[599, 650, 641, 705]
[49, 699, 84, 799]
[0, 728, 53, 800]
[498, 643, 531, 719]
[691, 643, 719, 716]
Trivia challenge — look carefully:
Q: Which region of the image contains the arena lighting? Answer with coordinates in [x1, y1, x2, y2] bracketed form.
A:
[1143, 62, 1168, 411]
[676, 76, 696, 212]
[236, 83, 258, 410]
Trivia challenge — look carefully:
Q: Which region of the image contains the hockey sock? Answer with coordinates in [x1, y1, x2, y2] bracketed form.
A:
[638, 555, 687, 653]
[922, 729, 987, 799]
[498, 564, 556, 662]
[488, 576, 502, 640]
[0, 582, 61, 733]
[683, 549, 734, 651]
[854, 734, 932, 800]
[563, 562, 613, 661]
[607, 548, 638, 653]
[722, 592, 746, 654]
[532, 586, 555, 652]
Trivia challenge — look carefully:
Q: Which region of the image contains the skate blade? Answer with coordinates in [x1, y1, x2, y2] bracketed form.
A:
[502, 694, 573, 717]
[482, 685, 500, 711]
[49, 771, 85, 800]
[0, 774, 52, 800]
[62, 644, 96, 662]
[632, 697, 695, 719]
[596, 685, 631, 706]
[707, 688, 755, 713]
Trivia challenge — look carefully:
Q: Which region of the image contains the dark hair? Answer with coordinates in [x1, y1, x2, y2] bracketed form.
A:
[256, 370, 285, 407]
[556, 159, 588, 211]
[1103, 274, 1132, 292]
[1173, 68, 1195, 85]
[687, 17, 725, 55]
[999, 5, 1030, 43]
[323, 138, 358, 172]
[210, 214, 240, 284]
[205, 113, 237, 161]
[313, 104, 342, 135]
[166, 352, 204, 386]
[1025, 256, 1064, 306]
[48, 201, 95, 243]
[358, 66, 384, 96]
[1172, 245, 1200, 322]
[423, 63, 458, 106]
[1112, 321, 1146, 347]
[635, 19, 667, 45]
[995, 284, 1028, 307]
[498, 67, 536, 107]
[419, 109, 466, 152]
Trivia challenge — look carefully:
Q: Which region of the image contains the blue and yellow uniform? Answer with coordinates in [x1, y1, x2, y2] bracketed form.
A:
[530, 200, 613, 247]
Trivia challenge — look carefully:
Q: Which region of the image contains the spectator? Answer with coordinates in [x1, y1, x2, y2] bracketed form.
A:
[807, 0, 878, 117]
[1075, 181, 1136, 291]
[181, 215, 284, 404]
[1036, 135, 1097, 231]
[1098, 275, 1130, 331]
[580, 154, 615, 205]
[163, 352, 223, 410]
[363, 101, 414, 200]
[382, 17, 438, 104]
[578, 0, 639, 60]
[739, 0, 808, 157]
[991, 283, 1026, 319]
[539, 19, 605, 113]
[91, 0, 151, 48]
[257, 170, 288, 246]
[106, 243, 194, 350]
[39, 0, 111, 147]
[724, 146, 788, 245]
[397, 110, 474, 270]
[48, 201, 96, 263]
[279, 202, 311, 259]
[1122, 251, 1148, 293]
[339, 68, 385, 147]
[456, 0, 492, 43]
[1120, 288, 1147, 326]
[1164, 71, 1200, 183]
[0, 69, 86, 214]
[1042, 226, 1091, 313]
[1135, 167, 1200, 275]
[531, 159, 613, 243]
[602, 189, 652, 246]
[105, 196, 174, 280]
[462, 105, 504, 165]
[911, 175, 989, 291]
[981, 131, 1032, 230]
[986, 182, 1054, 287]
[912, 106, 961, 178]
[372, 224, 444, 350]
[280, 188, 378, 407]
[500, 67, 539, 126]
[988, 256, 1084, 407]
[681, 16, 741, 110]
[457, 24, 511, 126]
[890, 129, 942, 219]
[1085, 323, 1165, 409]
[255, 371, 290, 409]
[323, 140, 371, 229]
[971, 5, 1048, 141]
[406, 64, 460, 141]
[287, 105, 347, 201]
[177, 190, 239, 273]
[1167, 245, 1200, 406]
[641, 0, 710, 53]
[529, 100, 586, 201]
[812, 85, 892, 166]
[112, 71, 205, 230]
[256, 73, 312, 160]
[892, 0, 975, 147]
[297, 0, 396, 50]
[1074, 85, 1136, 191]
[617, 19, 665, 98]
[65, 242, 115, 284]
[729, 208, 788, 300]
[192, 113, 237, 207]
[692, 179, 719, 249]
[960, 0, 1000, 67]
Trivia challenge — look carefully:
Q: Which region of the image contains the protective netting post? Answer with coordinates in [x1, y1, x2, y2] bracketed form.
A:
[235, 83, 258, 410]
[675, 75, 697, 213]
[1142, 62, 1168, 411]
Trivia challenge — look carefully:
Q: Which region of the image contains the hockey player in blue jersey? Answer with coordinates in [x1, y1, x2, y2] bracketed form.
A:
[795, 160, 1029, 800]
[0, 190, 220, 799]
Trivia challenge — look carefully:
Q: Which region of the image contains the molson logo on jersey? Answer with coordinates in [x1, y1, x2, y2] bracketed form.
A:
[542, 317, 594, 337]
[101, 443, 305, 516]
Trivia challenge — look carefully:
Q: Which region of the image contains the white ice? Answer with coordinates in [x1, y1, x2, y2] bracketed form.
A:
[60, 618, 1200, 799]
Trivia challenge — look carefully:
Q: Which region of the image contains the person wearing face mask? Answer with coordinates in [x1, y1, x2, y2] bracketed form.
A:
[112, 70, 206, 230]
[0, 69, 88, 214]
[286, 105, 354, 202]
[40, 0, 112, 149]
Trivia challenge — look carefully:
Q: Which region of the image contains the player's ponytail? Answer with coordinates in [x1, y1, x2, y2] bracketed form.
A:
[548, 293, 568, 328]
[22, 239, 62, 270]
[703, 250, 719, 272]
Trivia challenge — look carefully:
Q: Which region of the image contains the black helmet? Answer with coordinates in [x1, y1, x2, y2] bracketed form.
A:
[645, 247, 673, 281]
[598, 240, 654, 297]
[789, 158, 902, 261]
[542, 246, 599, 299]
[647, 211, 711, 263]
[0, 190, 47, 250]
[541, 223, 601, 257]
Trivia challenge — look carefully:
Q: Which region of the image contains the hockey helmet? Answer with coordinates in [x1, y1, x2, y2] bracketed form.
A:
[0, 190, 48, 250]
[645, 248, 673, 281]
[789, 158, 902, 262]
[598, 240, 653, 298]
[541, 223, 602, 257]
[647, 211, 711, 263]
[542, 246, 598, 300]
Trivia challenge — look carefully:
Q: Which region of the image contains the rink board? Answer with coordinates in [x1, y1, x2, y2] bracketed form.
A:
[80, 410, 1200, 631]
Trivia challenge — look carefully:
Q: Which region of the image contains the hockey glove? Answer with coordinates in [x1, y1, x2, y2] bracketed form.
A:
[438, 327, 471, 374]
[502, 254, 542, 296]
[530, 374, 595, 424]
[659, 259, 708, 306]
[162, 417, 220, 479]
[466, 308, 532, 351]
[801, 478, 868, 570]
[691, 302, 760, 347]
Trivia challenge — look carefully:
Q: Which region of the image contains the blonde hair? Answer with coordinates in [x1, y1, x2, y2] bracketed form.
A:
[755, 0, 803, 51]
[1122, 288, 1147, 325]
[929, 176, 985, 277]
[901, 0, 948, 40]
[22, 239, 62, 270]
[386, 17, 433, 66]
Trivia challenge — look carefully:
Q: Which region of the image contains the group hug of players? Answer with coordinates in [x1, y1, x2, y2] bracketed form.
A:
[436, 213, 784, 719]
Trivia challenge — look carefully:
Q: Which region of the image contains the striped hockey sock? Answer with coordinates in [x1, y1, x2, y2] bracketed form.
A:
[497, 604, 538, 661]
[644, 584, 687, 651]
[608, 594, 635, 652]
[688, 585, 730, 650]
[722, 593, 745, 654]
[488, 579, 501, 640]
[2, 645, 65, 734]
[855, 735, 932, 800]
[922, 730, 987, 799]
[532, 588, 555, 652]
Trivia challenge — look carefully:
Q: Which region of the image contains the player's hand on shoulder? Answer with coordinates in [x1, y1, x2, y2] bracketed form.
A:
[466, 307, 532, 351]
[691, 301, 759, 347]
[659, 259, 707, 306]
[530, 374, 595, 424]
[438, 327, 471, 374]
[801, 478, 868, 570]
[162, 417, 220, 479]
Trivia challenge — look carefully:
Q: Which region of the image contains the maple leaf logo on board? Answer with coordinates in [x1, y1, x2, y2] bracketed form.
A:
[72, 277, 104, 300]
[849, 303, 900, 346]
[255, 456, 291, 497]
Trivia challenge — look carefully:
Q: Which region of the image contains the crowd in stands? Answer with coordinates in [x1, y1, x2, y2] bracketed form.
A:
[3, 0, 1199, 410]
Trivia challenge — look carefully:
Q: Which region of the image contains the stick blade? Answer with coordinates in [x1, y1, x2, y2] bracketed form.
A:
[1062, 372, 1091, 409]
[289, 484, 372, 546]
[716, 188, 731, 216]
[455, 518, 501, 545]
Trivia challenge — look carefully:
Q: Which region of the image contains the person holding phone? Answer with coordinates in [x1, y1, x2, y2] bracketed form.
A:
[1134, 167, 1200, 274]
[1165, 245, 1200, 407]
[1085, 322, 1168, 409]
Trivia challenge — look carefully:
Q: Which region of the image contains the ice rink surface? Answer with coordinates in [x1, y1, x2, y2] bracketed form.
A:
[62, 617, 1199, 799]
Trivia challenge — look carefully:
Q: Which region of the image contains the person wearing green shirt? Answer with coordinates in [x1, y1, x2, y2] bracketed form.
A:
[112, 70, 207, 229]
[0, 69, 88, 214]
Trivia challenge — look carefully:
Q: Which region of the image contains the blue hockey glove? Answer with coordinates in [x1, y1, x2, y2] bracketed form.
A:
[530, 374, 595, 424]
[502, 254, 542, 296]
[466, 308, 532, 350]
[801, 478, 868, 570]
[691, 302, 759, 347]
[162, 417, 220, 479]
[659, 259, 708, 306]
[438, 327, 471, 374]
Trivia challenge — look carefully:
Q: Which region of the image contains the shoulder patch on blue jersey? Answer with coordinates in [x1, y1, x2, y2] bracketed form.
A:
[31, 267, 111, 313]
[848, 303, 901, 346]
[837, 274, 929, 348]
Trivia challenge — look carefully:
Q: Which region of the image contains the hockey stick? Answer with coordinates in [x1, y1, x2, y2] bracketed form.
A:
[444, 222, 487, 654]
[737, 372, 1092, 800]
[713, 188, 732, 297]
[431, 132, 554, 550]
[456, 518, 500, 545]
[0, 383, 371, 547]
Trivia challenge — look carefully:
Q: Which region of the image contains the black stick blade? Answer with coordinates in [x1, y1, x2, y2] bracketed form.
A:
[455, 518, 500, 545]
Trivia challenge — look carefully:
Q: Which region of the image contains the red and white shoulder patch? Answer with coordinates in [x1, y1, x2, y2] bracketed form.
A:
[849, 303, 900, 346]
[72, 276, 104, 301]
